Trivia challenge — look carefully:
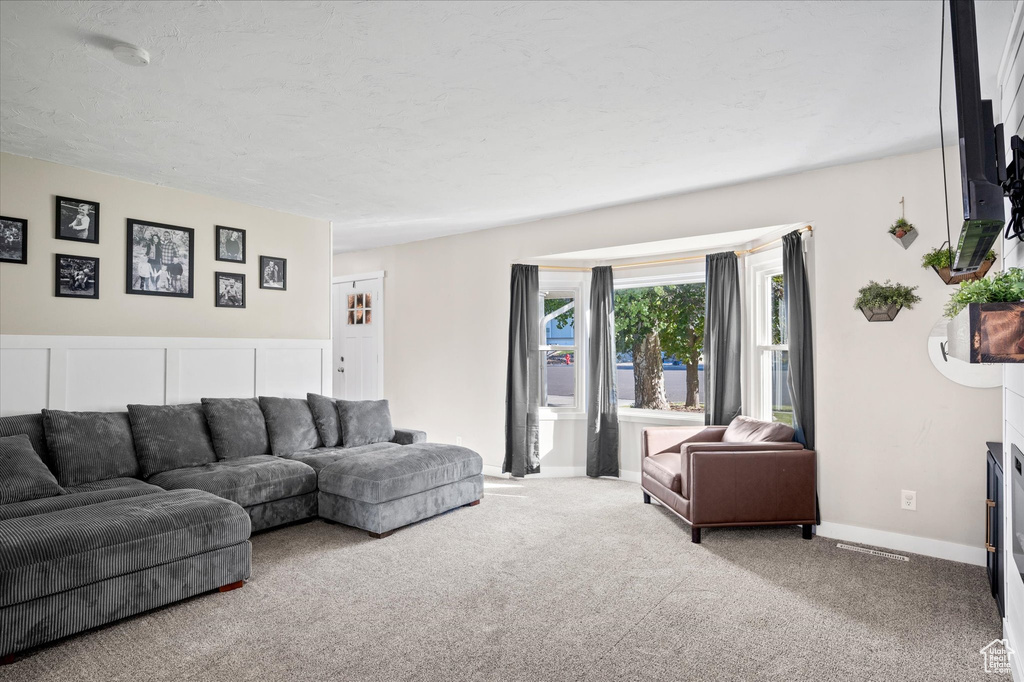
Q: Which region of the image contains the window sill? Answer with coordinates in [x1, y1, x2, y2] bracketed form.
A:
[617, 408, 704, 425]
[539, 409, 585, 421]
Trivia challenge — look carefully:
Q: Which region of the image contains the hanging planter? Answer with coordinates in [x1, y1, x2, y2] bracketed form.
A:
[943, 268, 1024, 363]
[854, 280, 921, 322]
[889, 217, 917, 249]
[921, 242, 996, 285]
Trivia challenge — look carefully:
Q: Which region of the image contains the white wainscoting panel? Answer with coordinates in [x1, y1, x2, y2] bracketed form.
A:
[263, 347, 324, 399]
[178, 348, 256, 402]
[0, 336, 331, 416]
[66, 348, 166, 411]
[0, 348, 49, 415]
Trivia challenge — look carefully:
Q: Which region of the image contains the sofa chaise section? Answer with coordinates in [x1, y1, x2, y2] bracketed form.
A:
[318, 443, 483, 537]
[0, 489, 251, 657]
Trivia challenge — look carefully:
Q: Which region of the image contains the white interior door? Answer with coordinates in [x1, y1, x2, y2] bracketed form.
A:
[332, 276, 382, 400]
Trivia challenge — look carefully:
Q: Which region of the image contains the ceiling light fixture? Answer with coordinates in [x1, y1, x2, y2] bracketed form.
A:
[112, 43, 150, 67]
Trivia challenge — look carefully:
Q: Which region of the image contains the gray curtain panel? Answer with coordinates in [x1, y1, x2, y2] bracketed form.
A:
[586, 266, 619, 477]
[704, 251, 742, 426]
[782, 231, 815, 449]
[503, 264, 541, 477]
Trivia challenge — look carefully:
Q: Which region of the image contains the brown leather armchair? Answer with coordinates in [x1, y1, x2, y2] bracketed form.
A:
[640, 417, 816, 543]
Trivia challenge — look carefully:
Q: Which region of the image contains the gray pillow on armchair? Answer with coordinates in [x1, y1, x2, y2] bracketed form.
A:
[336, 399, 395, 448]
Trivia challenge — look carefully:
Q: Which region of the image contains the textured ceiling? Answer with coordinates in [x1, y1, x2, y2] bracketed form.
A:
[0, 1, 1014, 251]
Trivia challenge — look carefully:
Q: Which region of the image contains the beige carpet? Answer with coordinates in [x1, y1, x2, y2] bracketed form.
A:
[1, 477, 1002, 681]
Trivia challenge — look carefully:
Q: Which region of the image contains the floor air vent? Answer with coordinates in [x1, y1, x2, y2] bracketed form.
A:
[836, 543, 909, 561]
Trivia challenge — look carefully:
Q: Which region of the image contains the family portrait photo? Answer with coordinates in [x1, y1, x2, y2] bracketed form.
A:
[216, 225, 246, 263]
[126, 219, 194, 297]
[260, 255, 287, 290]
[0, 216, 27, 264]
[54, 254, 99, 299]
[215, 272, 245, 308]
[55, 196, 99, 243]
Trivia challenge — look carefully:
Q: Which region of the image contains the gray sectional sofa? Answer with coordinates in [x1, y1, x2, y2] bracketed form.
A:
[0, 395, 483, 661]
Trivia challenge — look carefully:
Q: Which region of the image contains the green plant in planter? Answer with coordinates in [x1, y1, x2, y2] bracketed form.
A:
[888, 217, 915, 238]
[943, 267, 1024, 318]
[921, 246, 995, 270]
[853, 280, 921, 311]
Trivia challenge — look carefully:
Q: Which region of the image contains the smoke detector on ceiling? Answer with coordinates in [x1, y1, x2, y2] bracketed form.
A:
[112, 43, 150, 67]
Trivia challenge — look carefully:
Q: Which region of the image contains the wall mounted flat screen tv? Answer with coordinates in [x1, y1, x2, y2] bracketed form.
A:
[940, 0, 1006, 273]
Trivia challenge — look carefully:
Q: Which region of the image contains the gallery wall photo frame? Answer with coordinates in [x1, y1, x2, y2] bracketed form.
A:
[215, 225, 246, 264]
[260, 255, 287, 291]
[215, 271, 246, 309]
[125, 218, 195, 298]
[54, 253, 99, 299]
[55, 196, 100, 244]
[0, 216, 28, 264]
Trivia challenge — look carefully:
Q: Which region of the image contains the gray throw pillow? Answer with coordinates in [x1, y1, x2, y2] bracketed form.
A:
[336, 399, 395, 448]
[0, 434, 66, 504]
[201, 398, 271, 460]
[307, 393, 342, 447]
[0, 413, 53, 471]
[722, 415, 795, 443]
[42, 410, 140, 488]
[127, 403, 218, 478]
[258, 397, 322, 456]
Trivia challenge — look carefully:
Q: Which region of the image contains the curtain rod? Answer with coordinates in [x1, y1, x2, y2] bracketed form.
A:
[521, 225, 813, 272]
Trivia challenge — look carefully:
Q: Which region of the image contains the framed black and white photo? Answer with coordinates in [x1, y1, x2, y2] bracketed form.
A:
[55, 196, 99, 244]
[215, 225, 246, 264]
[215, 272, 246, 308]
[126, 219, 194, 298]
[55, 254, 99, 299]
[260, 255, 287, 290]
[0, 216, 28, 264]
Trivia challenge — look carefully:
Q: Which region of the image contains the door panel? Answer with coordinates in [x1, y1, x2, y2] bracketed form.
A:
[332, 278, 381, 400]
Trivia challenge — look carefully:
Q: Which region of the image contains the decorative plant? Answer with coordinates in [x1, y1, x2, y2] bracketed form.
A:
[943, 267, 1024, 318]
[921, 246, 995, 269]
[853, 280, 921, 311]
[888, 217, 915, 238]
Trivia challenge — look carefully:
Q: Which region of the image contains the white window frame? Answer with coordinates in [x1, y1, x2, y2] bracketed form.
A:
[538, 272, 587, 418]
[746, 249, 787, 423]
[612, 266, 706, 422]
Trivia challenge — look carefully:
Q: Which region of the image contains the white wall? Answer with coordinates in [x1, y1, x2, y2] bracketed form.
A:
[0, 153, 332, 339]
[336, 147, 1002, 561]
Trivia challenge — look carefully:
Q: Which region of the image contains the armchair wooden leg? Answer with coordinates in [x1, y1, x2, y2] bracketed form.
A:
[643, 491, 651, 504]
[2, 654, 16, 665]
[691, 526, 701, 543]
[218, 580, 244, 593]
[466, 500, 480, 507]
[368, 530, 395, 539]
[802, 524, 813, 540]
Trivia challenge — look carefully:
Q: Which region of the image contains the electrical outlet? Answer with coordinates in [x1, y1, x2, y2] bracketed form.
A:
[456, 436, 463, 446]
[901, 490, 916, 511]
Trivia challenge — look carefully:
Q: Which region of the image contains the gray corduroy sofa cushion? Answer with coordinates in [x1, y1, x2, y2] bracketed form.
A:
[127, 403, 218, 478]
[285, 442, 400, 472]
[64, 477, 160, 494]
[148, 455, 317, 508]
[258, 397, 322, 456]
[0, 489, 250, 607]
[0, 414, 52, 471]
[0, 435, 65, 504]
[0, 485, 161, 522]
[306, 393, 342, 447]
[337, 399, 395, 447]
[42, 410, 139, 488]
[201, 398, 271, 460]
[317, 443, 483, 504]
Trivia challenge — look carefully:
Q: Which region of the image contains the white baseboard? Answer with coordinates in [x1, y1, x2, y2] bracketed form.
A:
[816, 521, 986, 567]
[482, 464, 640, 483]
